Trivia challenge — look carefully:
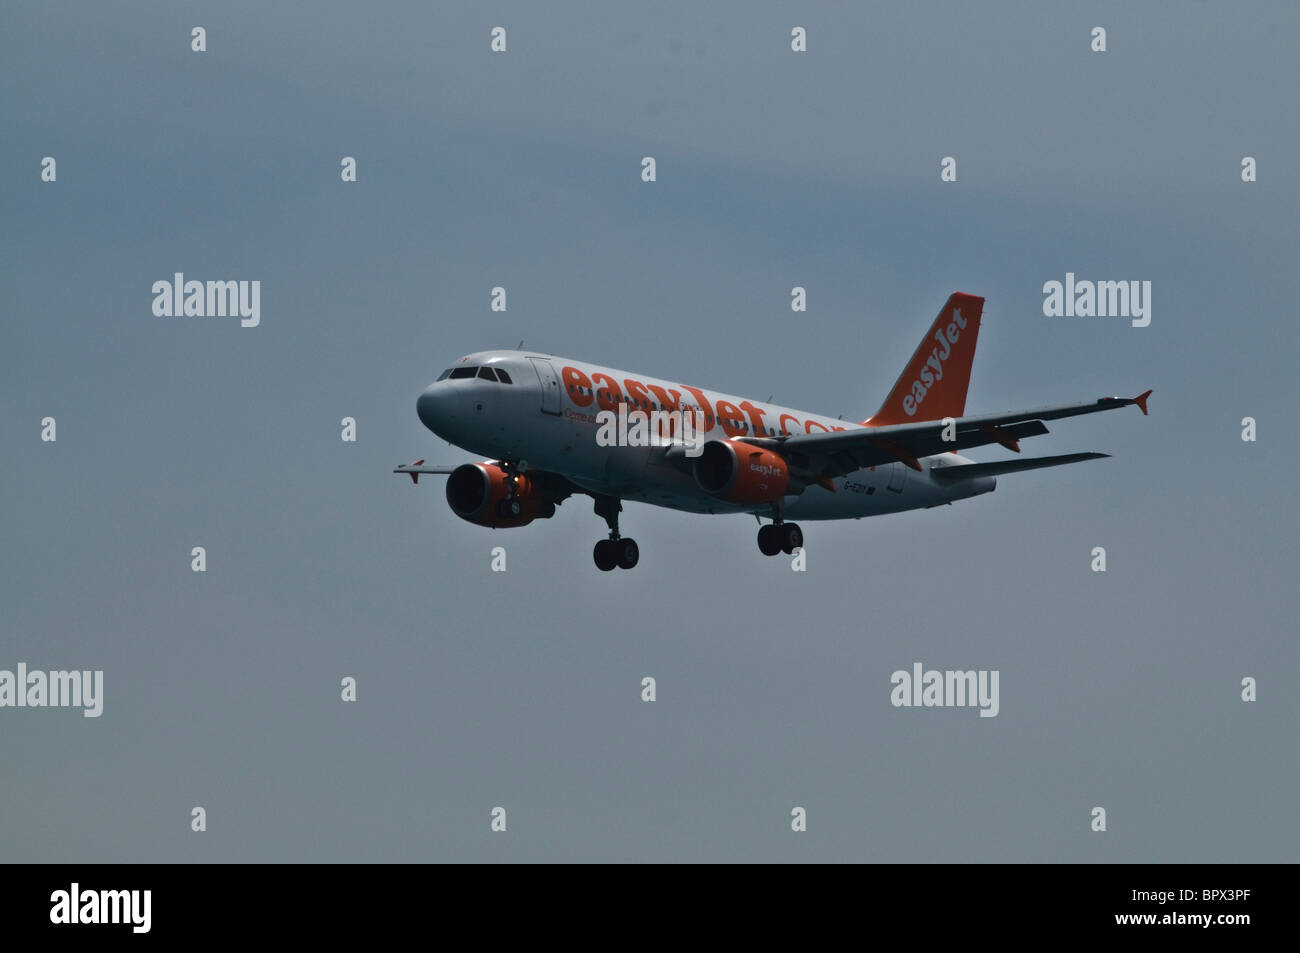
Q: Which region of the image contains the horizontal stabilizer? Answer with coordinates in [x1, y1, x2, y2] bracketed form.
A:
[929, 452, 1109, 485]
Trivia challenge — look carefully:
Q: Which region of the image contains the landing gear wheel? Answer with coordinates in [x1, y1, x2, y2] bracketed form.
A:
[615, 538, 639, 569]
[780, 522, 803, 554]
[496, 498, 522, 518]
[593, 539, 617, 572]
[757, 524, 781, 556]
[593, 495, 632, 572]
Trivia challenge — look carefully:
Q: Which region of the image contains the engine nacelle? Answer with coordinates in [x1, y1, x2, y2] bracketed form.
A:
[693, 440, 790, 504]
[445, 463, 555, 527]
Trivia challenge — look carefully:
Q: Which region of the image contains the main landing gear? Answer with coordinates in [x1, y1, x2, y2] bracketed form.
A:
[757, 512, 802, 557]
[593, 495, 638, 571]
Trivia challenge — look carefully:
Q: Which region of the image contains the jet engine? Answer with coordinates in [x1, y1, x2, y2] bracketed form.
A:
[692, 440, 790, 504]
[445, 463, 556, 527]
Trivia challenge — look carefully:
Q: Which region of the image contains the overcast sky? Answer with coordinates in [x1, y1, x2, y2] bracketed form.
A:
[1, 0, 1296, 861]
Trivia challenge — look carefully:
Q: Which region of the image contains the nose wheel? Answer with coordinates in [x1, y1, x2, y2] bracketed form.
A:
[757, 521, 802, 556]
[593, 495, 639, 571]
[495, 460, 525, 519]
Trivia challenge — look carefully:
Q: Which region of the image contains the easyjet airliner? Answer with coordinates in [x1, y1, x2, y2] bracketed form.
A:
[396, 293, 1150, 571]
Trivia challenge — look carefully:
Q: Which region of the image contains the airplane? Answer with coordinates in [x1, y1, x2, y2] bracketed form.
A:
[396, 292, 1150, 571]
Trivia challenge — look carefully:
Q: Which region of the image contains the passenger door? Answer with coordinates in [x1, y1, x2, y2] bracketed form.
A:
[528, 358, 562, 415]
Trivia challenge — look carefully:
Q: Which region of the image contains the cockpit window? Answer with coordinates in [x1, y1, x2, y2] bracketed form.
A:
[495, 368, 512, 384]
[478, 366, 498, 381]
[436, 368, 453, 381]
[449, 366, 477, 379]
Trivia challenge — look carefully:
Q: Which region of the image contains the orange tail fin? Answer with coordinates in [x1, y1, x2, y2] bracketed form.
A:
[865, 292, 984, 426]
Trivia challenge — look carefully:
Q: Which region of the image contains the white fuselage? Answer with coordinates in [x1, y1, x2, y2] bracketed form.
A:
[416, 351, 995, 519]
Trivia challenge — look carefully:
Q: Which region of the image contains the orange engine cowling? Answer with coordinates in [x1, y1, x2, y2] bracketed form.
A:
[445, 463, 555, 527]
[692, 440, 790, 504]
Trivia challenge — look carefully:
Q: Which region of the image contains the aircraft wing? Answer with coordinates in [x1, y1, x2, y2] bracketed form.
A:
[393, 460, 459, 484]
[739, 390, 1150, 479]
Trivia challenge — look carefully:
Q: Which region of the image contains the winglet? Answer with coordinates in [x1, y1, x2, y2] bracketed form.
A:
[1133, 389, 1152, 415]
[407, 459, 424, 484]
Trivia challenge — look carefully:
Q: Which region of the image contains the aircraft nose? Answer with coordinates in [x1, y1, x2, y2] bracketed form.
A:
[417, 384, 450, 433]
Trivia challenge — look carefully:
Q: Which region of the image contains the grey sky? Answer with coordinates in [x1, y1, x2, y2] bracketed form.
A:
[1, 0, 1296, 861]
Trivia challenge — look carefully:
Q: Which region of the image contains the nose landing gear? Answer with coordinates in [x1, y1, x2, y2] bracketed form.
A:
[494, 459, 526, 519]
